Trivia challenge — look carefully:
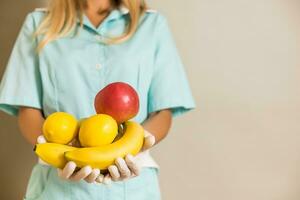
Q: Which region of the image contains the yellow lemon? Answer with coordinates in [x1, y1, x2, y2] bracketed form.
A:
[79, 114, 118, 147]
[43, 112, 78, 144]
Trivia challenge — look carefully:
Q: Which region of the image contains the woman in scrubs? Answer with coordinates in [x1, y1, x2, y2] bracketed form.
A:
[0, 0, 195, 199]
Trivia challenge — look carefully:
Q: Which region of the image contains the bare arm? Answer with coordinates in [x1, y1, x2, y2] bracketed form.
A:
[17, 106, 172, 146]
[141, 109, 172, 145]
[18, 107, 45, 145]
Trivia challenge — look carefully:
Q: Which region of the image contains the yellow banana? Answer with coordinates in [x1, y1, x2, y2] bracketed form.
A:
[34, 143, 78, 169]
[65, 121, 144, 169]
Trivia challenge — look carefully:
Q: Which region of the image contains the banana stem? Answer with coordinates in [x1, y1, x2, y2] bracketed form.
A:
[113, 123, 125, 142]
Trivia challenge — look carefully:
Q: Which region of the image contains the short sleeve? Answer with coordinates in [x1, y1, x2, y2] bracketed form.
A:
[0, 13, 43, 116]
[148, 15, 196, 117]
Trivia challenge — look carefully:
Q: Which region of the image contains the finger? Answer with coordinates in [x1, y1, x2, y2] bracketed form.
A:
[115, 157, 131, 178]
[95, 174, 105, 183]
[142, 135, 155, 151]
[84, 169, 100, 183]
[37, 135, 47, 144]
[69, 166, 92, 182]
[58, 161, 77, 179]
[108, 165, 120, 181]
[125, 154, 141, 176]
[103, 174, 112, 185]
[144, 129, 152, 137]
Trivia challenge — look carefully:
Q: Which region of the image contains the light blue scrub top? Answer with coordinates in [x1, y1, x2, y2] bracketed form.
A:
[0, 7, 196, 124]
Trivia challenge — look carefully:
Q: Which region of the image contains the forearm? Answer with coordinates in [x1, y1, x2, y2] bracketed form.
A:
[18, 107, 45, 145]
[141, 109, 172, 145]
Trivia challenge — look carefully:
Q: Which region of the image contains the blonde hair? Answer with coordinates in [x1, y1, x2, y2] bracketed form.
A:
[34, 0, 148, 53]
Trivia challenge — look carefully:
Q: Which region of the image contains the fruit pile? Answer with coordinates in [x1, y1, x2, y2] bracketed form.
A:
[34, 82, 144, 170]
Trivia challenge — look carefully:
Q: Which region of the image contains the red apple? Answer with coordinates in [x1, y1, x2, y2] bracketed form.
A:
[94, 82, 139, 123]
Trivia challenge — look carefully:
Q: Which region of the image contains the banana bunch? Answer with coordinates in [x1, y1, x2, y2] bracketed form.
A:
[34, 82, 144, 170]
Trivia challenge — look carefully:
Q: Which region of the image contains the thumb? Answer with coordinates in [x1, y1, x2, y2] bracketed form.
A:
[142, 134, 155, 151]
[103, 174, 112, 185]
[37, 135, 47, 144]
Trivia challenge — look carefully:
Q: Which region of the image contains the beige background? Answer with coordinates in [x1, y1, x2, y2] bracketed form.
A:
[1, 0, 300, 199]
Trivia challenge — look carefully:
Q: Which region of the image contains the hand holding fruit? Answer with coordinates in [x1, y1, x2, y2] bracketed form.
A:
[103, 129, 156, 183]
[34, 82, 152, 184]
[36, 134, 102, 183]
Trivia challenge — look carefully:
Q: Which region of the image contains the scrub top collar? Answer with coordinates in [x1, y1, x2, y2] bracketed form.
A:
[77, 5, 129, 34]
